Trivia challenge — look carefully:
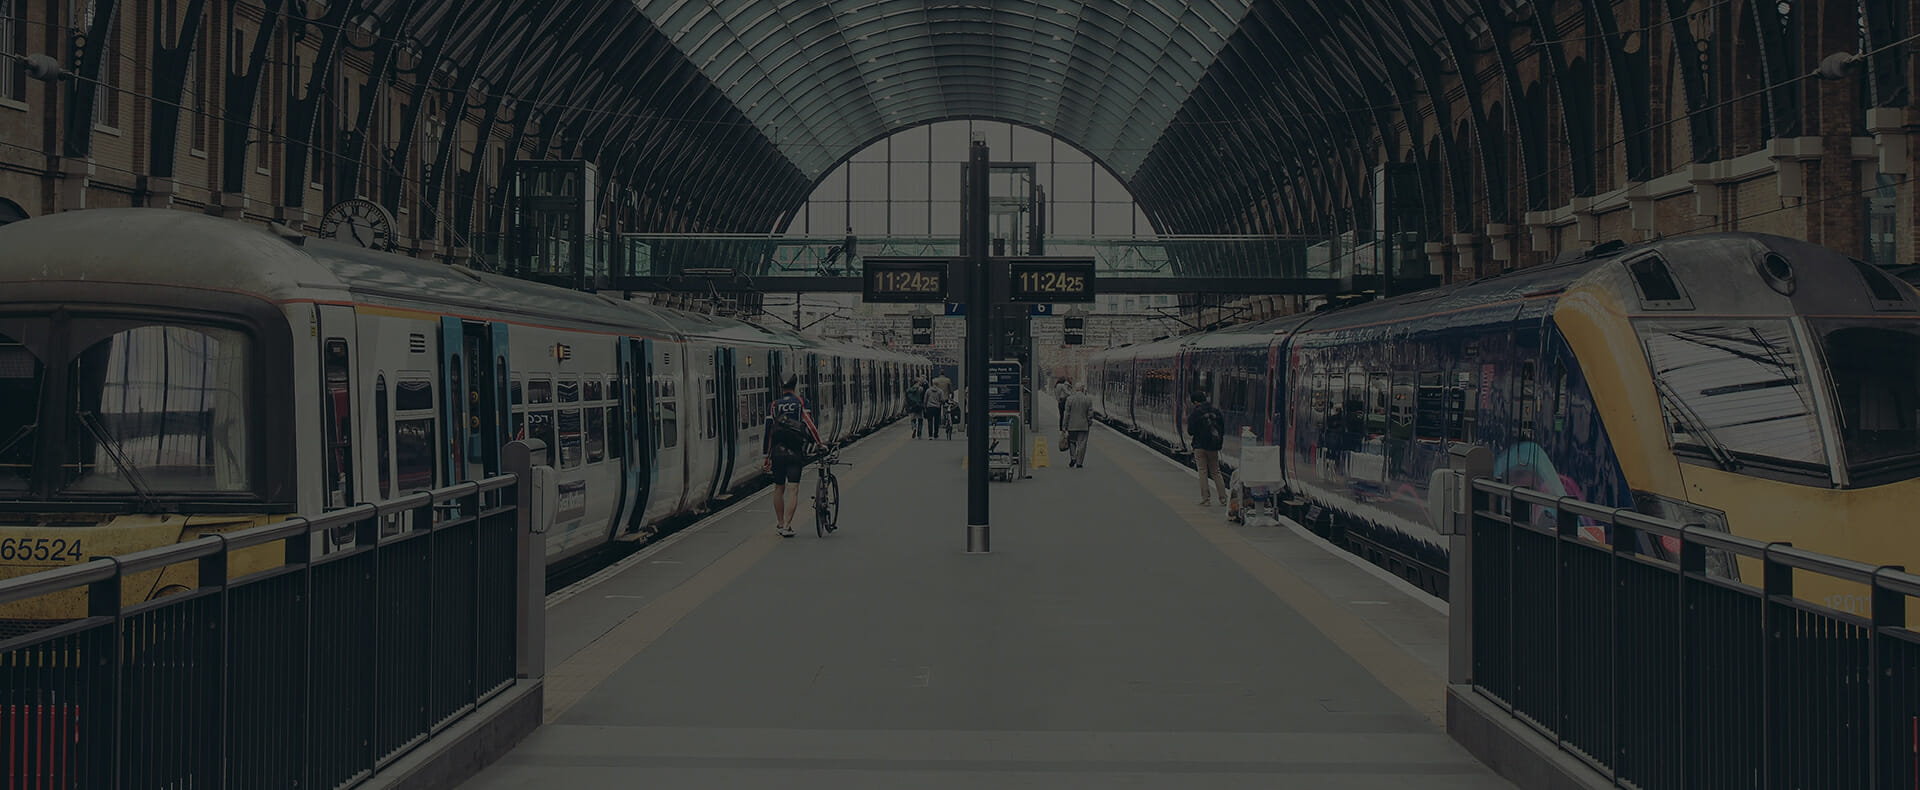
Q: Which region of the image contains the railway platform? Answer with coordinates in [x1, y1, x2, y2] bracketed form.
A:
[458, 399, 1512, 789]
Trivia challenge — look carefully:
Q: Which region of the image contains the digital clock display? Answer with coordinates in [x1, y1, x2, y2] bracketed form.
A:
[1008, 260, 1096, 303]
[863, 260, 949, 303]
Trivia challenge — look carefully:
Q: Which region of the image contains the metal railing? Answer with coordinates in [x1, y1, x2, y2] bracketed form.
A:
[0, 440, 552, 790]
[1440, 449, 1920, 790]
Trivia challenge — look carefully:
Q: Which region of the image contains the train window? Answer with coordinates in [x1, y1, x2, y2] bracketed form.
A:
[322, 338, 354, 509]
[1326, 373, 1346, 432]
[62, 324, 252, 493]
[1811, 320, 1920, 476]
[604, 405, 622, 460]
[1391, 372, 1414, 436]
[1552, 362, 1569, 434]
[1517, 361, 1537, 441]
[1639, 321, 1825, 469]
[375, 374, 391, 499]
[0, 333, 42, 491]
[658, 399, 679, 449]
[584, 379, 603, 402]
[526, 410, 555, 467]
[396, 378, 433, 412]
[528, 378, 553, 405]
[1345, 371, 1367, 434]
[395, 417, 436, 492]
[510, 376, 523, 406]
[1625, 253, 1690, 309]
[585, 406, 605, 464]
[1367, 372, 1389, 435]
[557, 378, 581, 469]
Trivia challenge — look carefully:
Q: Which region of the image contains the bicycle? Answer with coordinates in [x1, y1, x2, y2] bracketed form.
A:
[812, 443, 849, 536]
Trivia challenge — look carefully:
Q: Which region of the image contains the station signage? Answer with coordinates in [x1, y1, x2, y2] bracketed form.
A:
[987, 360, 1022, 414]
[863, 258, 952, 303]
[1007, 258, 1095, 303]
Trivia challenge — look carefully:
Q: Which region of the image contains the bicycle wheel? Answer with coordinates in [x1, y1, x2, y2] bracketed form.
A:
[816, 472, 839, 536]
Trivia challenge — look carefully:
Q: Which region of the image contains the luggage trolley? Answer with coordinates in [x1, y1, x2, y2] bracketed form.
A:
[1231, 444, 1284, 526]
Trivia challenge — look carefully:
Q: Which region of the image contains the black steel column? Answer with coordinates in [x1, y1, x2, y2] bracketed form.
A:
[965, 141, 990, 554]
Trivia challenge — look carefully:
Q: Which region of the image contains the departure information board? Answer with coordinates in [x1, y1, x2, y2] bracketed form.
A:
[1007, 259, 1095, 302]
[862, 259, 950, 303]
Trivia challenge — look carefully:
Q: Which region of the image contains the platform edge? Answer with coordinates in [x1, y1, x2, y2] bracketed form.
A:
[361, 678, 545, 790]
[1445, 684, 1610, 790]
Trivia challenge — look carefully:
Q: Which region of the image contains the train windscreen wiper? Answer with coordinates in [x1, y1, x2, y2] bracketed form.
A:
[73, 410, 156, 505]
[1654, 378, 1739, 471]
[0, 423, 35, 460]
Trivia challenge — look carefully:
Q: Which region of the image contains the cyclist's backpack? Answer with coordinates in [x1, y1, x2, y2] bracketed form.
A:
[769, 412, 809, 455]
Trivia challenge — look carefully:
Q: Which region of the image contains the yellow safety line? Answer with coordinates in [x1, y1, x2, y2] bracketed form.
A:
[541, 426, 913, 723]
[1104, 443, 1449, 726]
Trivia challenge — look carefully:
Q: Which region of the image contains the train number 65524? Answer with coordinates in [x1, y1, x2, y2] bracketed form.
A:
[0, 537, 84, 562]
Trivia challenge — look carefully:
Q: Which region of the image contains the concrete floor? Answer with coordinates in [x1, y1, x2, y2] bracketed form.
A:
[462, 404, 1513, 789]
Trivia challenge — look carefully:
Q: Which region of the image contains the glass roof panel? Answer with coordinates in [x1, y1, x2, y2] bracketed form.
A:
[630, 0, 1258, 180]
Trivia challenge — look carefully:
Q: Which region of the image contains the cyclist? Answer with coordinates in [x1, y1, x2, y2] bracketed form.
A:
[764, 375, 821, 537]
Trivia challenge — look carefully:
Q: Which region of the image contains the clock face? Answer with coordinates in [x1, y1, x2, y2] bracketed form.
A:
[317, 199, 394, 251]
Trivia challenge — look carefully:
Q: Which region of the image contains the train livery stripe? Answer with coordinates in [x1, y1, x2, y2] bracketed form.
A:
[1547, 282, 1685, 502]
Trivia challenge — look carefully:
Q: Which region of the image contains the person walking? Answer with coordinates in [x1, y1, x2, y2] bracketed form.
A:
[1187, 390, 1230, 508]
[1054, 377, 1072, 432]
[763, 376, 822, 537]
[1062, 383, 1093, 468]
[906, 377, 926, 437]
[923, 380, 947, 439]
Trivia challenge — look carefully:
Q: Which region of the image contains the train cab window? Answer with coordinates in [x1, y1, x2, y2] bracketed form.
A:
[1415, 373, 1445, 442]
[375, 374, 391, 500]
[63, 324, 253, 493]
[395, 377, 436, 492]
[0, 333, 42, 491]
[1639, 321, 1826, 471]
[1813, 321, 1920, 478]
[557, 378, 582, 470]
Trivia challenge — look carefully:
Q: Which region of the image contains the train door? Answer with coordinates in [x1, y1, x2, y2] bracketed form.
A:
[462, 322, 507, 481]
[805, 352, 822, 433]
[316, 306, 358, 535]
[438, 317, 469, 485]
[613, 337, 655, 540]
[709, 346, 738, 502]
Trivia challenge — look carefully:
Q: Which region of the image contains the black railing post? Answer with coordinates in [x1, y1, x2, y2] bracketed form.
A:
[1508, 495, 1529, 714]
[1871, 565, 1907, 790]
[1760, 542, 1793, 790]
[1555, 506, 1579, 743]
[468, 483, 485, 710]
[199, 535, 231, 790]
[283, 517, 313, 790]
[358, 509, 382, 780]
[1677, 527, 1706, 789]
[1612, 518, 1637, 777]
[87, 560, 124, 790]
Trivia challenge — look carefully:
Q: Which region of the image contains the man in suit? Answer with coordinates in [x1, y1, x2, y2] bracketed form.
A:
[1063, 383, 1094, 468]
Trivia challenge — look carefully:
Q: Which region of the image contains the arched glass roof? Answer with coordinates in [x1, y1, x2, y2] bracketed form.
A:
[634, 0, 1255, 181]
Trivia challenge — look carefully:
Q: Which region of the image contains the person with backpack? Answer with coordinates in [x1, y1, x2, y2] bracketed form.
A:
[906, 377, 926, 437]
[923, 380, 947, 440]
[1187, 390, 1230, 509]
[763, 375, 822, 537]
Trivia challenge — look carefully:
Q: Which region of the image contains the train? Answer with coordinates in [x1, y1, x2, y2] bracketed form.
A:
[0, 208, 927, 629]
[1091, 233, 1920, 610]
